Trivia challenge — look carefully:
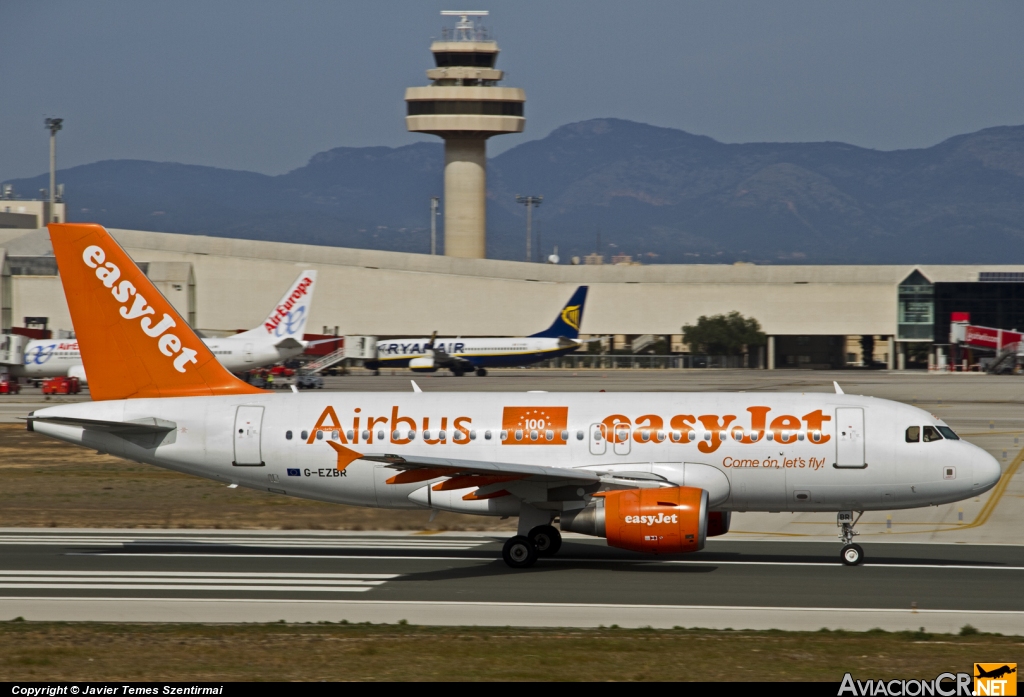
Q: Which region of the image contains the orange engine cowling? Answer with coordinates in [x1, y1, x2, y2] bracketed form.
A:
[600, 486, 708, 554]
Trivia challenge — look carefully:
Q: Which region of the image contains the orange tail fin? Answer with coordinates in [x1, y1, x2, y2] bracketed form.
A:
[48, 223, 264, 401]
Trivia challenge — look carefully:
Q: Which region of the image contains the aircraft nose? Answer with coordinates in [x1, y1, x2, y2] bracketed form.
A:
[972, 448, 1002, 494]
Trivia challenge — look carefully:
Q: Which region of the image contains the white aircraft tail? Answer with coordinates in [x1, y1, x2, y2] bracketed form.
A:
[235, 270, 317, 344]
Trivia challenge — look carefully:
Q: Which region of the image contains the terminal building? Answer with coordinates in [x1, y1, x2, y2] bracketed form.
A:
[4, 225, 1024, 370]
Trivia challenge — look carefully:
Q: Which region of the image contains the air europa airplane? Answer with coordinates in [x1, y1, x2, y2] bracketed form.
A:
[363, 286, 589, 377]
[29, 224, 1002, 569]
[12, 268, 318, 382]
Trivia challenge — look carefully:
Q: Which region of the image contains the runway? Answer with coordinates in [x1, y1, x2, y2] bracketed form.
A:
[1, 529, 1022, 633]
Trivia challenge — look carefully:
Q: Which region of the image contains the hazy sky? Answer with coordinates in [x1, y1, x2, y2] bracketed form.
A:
[2, 1, 1022, 181]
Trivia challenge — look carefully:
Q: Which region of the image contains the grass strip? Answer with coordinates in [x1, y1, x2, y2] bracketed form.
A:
[1, 621, 1020, 682]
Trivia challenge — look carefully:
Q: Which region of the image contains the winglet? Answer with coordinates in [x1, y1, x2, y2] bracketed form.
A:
[833, 381, 844, 395]
[47, 223, 264, 401]
[411, 380, 422, 393]
[327, 441, 363, 471]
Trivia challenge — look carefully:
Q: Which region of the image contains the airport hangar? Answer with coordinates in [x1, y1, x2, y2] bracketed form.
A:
[3, 226, 1024, 370]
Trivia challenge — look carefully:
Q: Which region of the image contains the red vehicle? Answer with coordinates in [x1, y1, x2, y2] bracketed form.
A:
[42, 376, 80, 395]
[0, 378, 20, 395]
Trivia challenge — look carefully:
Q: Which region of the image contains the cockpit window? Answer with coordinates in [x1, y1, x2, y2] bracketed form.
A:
[923, 425, 943, 442]
[905, 426, 920, 443]
[937, 426, 960, 440]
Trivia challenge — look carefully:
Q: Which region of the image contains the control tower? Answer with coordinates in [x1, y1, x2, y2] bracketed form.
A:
[405, 11, 525, 259]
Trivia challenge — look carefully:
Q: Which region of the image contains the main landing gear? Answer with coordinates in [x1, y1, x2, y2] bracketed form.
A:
[501, 525, 561, 569]
[838, 511, 864, 566]
[475, 368, 488, 377]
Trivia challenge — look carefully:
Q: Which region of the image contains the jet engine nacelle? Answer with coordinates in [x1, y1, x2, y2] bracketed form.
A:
[562, 486, 708, 554]
[409, 356, 437, 373]
[707, 510, 731, 537]
[67, 364, 88, 385]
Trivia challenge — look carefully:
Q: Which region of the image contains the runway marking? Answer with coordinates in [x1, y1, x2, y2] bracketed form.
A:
[0, 570, 401, 594]
[963, 445, 1024, 530]
[57, 553, 1024, 571]
[2, 596, 1022, 616]
[731, 447, 1024, 539]
[0, 534, 485, 551]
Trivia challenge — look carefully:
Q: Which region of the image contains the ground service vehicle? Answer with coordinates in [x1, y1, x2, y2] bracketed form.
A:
[29, 224, 1002, 568]
[42, 376, 80, 395]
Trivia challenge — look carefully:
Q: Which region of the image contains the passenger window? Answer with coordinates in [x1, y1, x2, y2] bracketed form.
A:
[937, 426, 960, 441]
[923, 426, 943, 442]
[285, 430, 293, 440]
[485, 430, 492, 440]
[316, 431, 323, 440]
[576, 430, 584, 441]
[301, 430, 309, 440]
[905, 426, 920, 443]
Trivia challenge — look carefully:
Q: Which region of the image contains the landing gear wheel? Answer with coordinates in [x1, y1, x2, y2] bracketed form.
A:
[528, 525, 562, 557]
[841, 543, 864, 566]
[452, 369, 465, 377]
[476, 368, 488, 377]
[502, 535, 538, 569]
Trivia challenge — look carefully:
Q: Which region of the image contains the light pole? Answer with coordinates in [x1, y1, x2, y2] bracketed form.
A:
[430, 196, 440, 255]
[44, 118, 63, 223]
[515, 195, 542, 262]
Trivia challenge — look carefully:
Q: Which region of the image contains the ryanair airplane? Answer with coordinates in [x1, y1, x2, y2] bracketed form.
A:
[364, 286, 589, 377]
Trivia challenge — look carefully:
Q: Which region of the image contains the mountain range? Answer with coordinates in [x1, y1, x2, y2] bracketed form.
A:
[5, 118, 1024, 264]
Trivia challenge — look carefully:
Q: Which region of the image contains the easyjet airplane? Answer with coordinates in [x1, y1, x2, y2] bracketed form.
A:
[28, 224, 1002, 568]
[363, 286, 589, 377]
[11, 269, 317, 382]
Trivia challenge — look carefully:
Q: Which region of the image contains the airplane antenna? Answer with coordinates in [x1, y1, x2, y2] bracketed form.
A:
[833, 381, 844, 394]
[411, 380, 423, 393]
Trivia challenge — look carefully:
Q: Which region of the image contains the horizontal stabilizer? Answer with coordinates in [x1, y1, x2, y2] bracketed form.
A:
[28, 415, 177, 434]
[274, 337, 304, 350]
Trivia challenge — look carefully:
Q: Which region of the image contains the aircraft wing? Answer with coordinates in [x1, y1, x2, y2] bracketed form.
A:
[28, 415, 177, 435]
[326, 442, 598, 484]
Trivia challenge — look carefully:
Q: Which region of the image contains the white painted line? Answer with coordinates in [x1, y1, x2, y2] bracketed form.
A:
[0, 584, 375, 592]
[62, 552, 1024, 571]
[0, 570, 397, 579]
[0, 537, 483, 549]
[0, 578, 386, 586]
[69, 553, 490, 561]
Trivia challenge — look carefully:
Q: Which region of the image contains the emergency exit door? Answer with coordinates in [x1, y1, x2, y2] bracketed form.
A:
[835, 407, 865, 468]
[233, 405, 265, 466]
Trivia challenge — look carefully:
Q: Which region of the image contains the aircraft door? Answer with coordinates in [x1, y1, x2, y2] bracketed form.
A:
[613, 425, 631, 456]
[244, 343, 254, 363]
[588, 424, 606, 455]
[233, 405, 265, 466]
[835, 407, 866, 468]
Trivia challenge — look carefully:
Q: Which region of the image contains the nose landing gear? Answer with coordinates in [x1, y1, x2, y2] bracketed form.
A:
[838, 510, 864, 566]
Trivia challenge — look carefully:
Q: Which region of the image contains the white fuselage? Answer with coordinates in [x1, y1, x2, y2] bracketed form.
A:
[30, 392, 1001, 515]
[13, 335, 303, 379]
[368, 336, 578, 371]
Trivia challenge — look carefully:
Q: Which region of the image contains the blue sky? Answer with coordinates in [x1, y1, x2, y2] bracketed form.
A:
[2, 0, 1022, 181]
